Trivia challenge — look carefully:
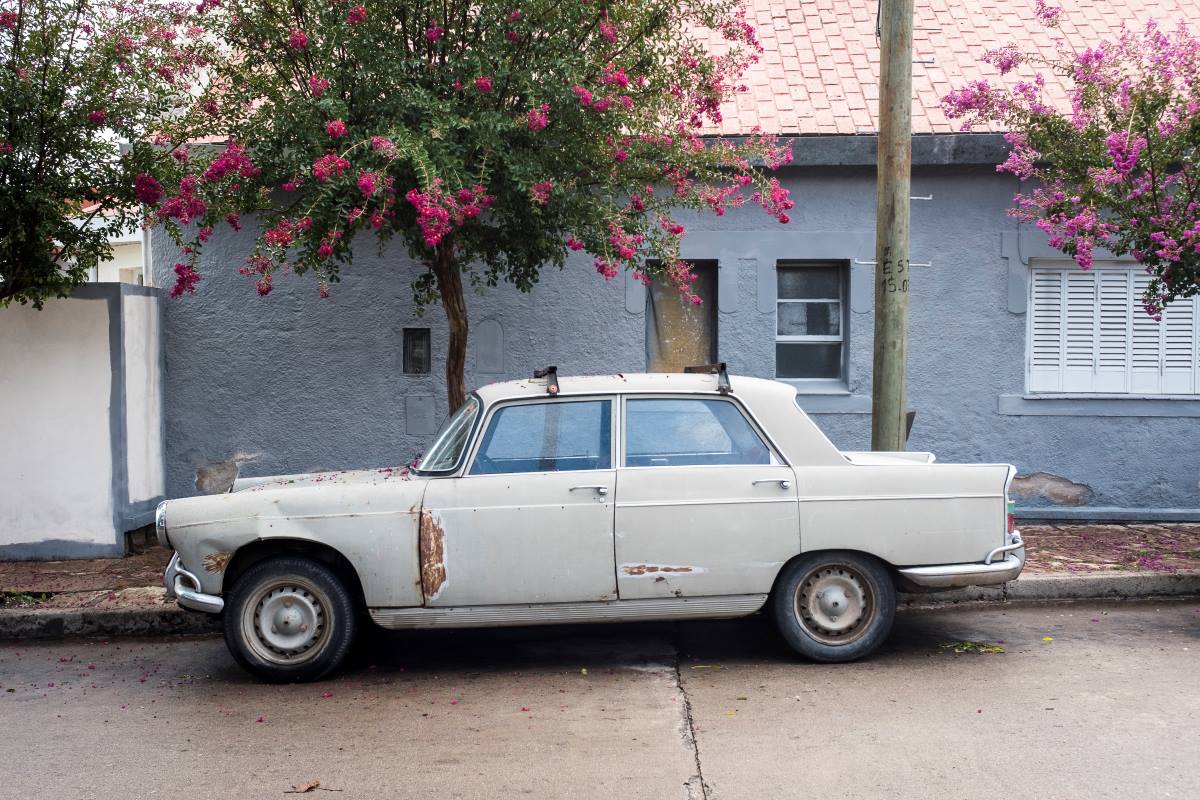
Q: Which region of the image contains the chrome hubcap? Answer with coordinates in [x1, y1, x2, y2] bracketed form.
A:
[244, 581, 329, 665]
[795, 565, 873, 646]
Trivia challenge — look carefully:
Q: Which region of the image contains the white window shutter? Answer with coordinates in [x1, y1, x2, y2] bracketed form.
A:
[1162, 295, 1196, 394]
[1062, 271, 1097, 391]
[1027, 264, 1199, 396]
[1028, 269, 1065, 392]
[1095, 270, 1131, 392]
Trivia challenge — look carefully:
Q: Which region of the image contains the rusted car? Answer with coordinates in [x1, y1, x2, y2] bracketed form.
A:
[158, 367, 1024, 682]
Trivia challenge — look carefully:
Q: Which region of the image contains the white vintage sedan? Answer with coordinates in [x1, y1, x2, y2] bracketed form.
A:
[158, 368, 1025, 682]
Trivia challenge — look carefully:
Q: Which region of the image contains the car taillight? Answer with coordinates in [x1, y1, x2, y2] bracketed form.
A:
[1006, 500, 1016, 534]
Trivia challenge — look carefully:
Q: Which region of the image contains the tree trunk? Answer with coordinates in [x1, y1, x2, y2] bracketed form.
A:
[431, 245, 469, 412]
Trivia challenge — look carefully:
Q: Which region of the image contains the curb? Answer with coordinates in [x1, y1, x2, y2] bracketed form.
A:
[3, 572, 1198, 640]
[0, 590, 221, 640]
[900, 571, 1200, 609]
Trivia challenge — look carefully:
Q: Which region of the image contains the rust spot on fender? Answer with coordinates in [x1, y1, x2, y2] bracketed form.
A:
[621, 564, 694, 576]
[202, 551, 232, 574]
[419, 510, 447, 601]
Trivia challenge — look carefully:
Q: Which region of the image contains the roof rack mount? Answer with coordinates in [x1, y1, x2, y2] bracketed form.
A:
[683, 362, 732, 395]
[532, 365, 560, 396]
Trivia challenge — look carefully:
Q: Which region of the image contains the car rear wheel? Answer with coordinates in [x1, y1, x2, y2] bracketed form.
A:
[223, 556, 357, 683]
[772, 551, 896, 663]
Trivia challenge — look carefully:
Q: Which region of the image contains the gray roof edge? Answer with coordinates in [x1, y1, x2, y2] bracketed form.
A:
[716, 132, 1009, 168]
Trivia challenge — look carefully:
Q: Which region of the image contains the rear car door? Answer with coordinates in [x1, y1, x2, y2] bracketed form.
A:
[419, 396, 618, 606]
[615, 396, 800, 599]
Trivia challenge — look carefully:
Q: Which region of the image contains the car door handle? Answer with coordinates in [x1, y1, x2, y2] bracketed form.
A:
[570, 485, 609, 496]
[752, 479, 792, 490]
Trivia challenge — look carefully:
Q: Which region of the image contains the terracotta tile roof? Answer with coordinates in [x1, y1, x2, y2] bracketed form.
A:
[715, 0, 1199, 135]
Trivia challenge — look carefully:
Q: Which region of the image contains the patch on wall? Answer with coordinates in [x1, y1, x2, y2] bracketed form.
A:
[195, 452, 261, 495]
[1010, 472, 1091, 506]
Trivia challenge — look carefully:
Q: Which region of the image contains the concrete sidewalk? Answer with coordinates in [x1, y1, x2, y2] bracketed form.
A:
[2, 523, 1198, 640]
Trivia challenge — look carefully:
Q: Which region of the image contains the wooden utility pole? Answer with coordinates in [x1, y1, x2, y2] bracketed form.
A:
[871, 0, 914, 452]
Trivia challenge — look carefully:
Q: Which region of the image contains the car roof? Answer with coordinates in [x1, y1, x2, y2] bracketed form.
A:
[473, 372, 797, 406]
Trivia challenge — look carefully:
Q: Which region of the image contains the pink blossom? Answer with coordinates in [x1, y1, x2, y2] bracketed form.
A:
[526, 103, 549, 131]
[474, 76, 493, 93]
[594, 257, 619, 279]
[1034, 0, 1062, 26]
[357, 171, 379, 197]
[288, 29, 309, 49]
[203, 141, 259, 182]
[505, 30, 520, 43]
[313, 153, 351, 183]
[572, 85, 593, 107]
[88, 110, 106, 126]
[612, 148, 628, 163]
[600, 66, 629, 89]
[346, 5, 367, 25]
[256, 274, 273, 296]
[169, 263, 201, 298]
[599, 20, 616, 43]
[508, 10, 522, 21]
[566, 236, 584, 251]
[133, 174, 164, 205]
[529, 180, 553, 205]
[592, 97, 611, 112]
[226, 213, 241, 231]
[318, 241, 334, 259]
[371, 135, 398, 159]
[426, 22, 444, 41]
[0, 11, 18, 29]
[198, 226, 214, 243]
[308, 74, 330, 96]
[326, 119, 348, 138]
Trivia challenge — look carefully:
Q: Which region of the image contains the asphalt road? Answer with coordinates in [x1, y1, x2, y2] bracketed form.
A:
[1, 600, 1197, 800]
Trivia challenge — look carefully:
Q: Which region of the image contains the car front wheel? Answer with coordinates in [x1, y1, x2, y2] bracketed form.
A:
[772, 551, 896, 663]
[223, 556, 357, 683]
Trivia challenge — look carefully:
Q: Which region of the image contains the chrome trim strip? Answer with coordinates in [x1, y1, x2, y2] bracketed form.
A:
[797, 493, 1003, 502]
[368, 594, 768, 630]
[164, 552, 225, 614]
[616, 497, 797, 508]
[154, 501, 169, 548]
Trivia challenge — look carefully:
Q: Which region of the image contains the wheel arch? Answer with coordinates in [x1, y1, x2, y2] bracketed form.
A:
[223, 539, 368, 610]
[768, 548, 899, 600]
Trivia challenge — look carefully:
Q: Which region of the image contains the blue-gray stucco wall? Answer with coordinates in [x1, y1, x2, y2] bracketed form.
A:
[153, 163, 1200, 518]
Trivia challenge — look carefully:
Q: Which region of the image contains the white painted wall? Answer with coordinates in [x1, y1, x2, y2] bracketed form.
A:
[123, 294, 164, 503]
[96, 241, 144, 284]
[0, 297, 116, 548]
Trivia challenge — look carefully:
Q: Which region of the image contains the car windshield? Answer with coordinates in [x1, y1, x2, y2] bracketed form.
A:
[416, 395, 481, 473]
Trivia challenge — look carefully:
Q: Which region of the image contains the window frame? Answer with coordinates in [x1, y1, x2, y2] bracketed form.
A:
[774, 260, 850, 391]
[402, 327, 432, 375]
[463, 395, 617, 477]
[1025, 260, 1200, 397]
[618, 394, 784, 470]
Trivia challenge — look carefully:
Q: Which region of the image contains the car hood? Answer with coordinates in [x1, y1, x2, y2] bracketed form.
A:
[231, 467, 416, 493]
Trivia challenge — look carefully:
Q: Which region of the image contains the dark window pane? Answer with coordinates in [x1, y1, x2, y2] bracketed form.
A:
[471, 400, 611, 475]
[777, 302, 841, 336]
[403, 328, 431, 374]
[625, 398, 770, 467]
[776, 342, 843, 379]
[777, 266, 841, 300]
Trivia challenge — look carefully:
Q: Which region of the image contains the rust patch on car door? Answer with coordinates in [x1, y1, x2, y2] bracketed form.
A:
[418, 510, 447, 602]
[621, 564, 695, 576]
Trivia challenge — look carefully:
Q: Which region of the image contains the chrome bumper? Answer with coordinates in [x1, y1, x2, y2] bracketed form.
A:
[897, 531, 1026, 590]
[164, 552, 225, 614]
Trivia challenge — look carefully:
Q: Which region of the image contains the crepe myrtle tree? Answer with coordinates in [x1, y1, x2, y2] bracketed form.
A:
[158, 0, 795, 409]
[0, 0, 213, 306]
[943, 0, 1200, 319]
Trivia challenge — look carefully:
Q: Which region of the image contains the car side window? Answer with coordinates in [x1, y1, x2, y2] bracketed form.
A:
[625, 398, 772, 467]
[470, 399, 612, 475]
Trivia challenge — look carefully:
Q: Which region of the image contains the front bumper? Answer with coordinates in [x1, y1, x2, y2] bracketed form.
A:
[164, 552, 225, 614]
[897, 531, 1026, 590]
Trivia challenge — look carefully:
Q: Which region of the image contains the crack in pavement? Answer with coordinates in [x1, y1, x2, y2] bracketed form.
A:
[673, 631, 710, 800]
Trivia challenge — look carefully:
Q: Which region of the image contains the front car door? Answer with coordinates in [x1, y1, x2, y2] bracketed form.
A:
[615, 396, 800, 599]
[419, 396, 618, 606]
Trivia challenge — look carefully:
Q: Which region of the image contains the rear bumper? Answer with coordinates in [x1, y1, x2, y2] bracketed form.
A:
[897, 531, 1026, 590]
[164, 552, 225, 614]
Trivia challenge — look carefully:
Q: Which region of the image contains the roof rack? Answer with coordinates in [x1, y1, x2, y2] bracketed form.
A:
[532, 365, 560, 395]
[684, 362, 731, 395]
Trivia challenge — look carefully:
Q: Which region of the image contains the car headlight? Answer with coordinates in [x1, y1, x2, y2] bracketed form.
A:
[155, 501, 170, 549]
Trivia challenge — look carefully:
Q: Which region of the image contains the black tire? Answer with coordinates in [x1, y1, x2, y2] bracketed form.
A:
[223, 556, 357, 683]
[772, 551, 896, 663]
